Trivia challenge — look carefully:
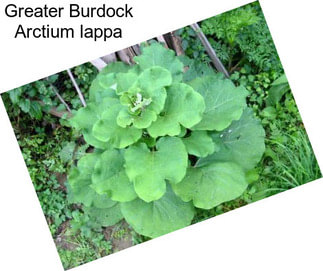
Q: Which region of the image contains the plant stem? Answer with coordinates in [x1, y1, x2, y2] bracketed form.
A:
[49, 83, 72, 113]
[37, 101, 72, 118]
[67, 69, 87, 107]
[190, 23, 230, 78]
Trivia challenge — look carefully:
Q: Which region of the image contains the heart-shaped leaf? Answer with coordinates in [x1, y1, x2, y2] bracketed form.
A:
[124, 137, 188, 202]
[188, 76, 248, 131]
[182, 131, 215, 158]
[121, 185, 194, 238]
[173, 162, 247, 209]
[197, 108, 265, 171]
[91, 149, 137, 202]
[147, 83, 205, 137]
[134, 43, 184, 82]
[92, 103, 142, 148]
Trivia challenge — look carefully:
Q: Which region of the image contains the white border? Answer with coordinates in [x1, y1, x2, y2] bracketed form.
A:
[1, 0, 322, 270]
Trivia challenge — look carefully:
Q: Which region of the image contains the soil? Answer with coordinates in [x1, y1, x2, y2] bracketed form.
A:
[54, 172, 67, 192]
[55, 221, 78, 250]
[103, 222, 133, 252]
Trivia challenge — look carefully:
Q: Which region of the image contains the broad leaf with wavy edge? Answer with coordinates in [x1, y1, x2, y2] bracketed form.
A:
[124, 137, 188, 202]
[69, 98, 119, 149]
[91, 149, 137, 202]
[117, 67, 171, 129]
[182, 131, 215, 158]
[92, 103, 142, 149]
[147, 83, 205, 137]
[134, 42, 184, 82]
[89, 62, 134, 103]
[173, 162, 247, 209]
[84, 204, 123, 227]
[197, 108, 265, 171]
[188, 76, 248, 131]
[121, 185, 194, 238]
[68, 153, 115, 208]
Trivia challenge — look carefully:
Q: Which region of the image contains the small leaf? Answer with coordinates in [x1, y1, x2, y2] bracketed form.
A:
[59, 142, 76, 163]
[121, 185, 194, 238]
[261, 106, 276, 119]
[48, 74, 59, 83]
[19, 99, 31, 113]
[74, 144, 89, 160]
[266, 74, 290, 106]
[9, 88, 22, 104]
[29, 101, 43, 119]
[182, 131, 215, 157]
[245, 168, 259, 184]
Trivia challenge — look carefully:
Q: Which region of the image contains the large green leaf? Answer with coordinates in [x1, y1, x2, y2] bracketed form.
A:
[188, 76, 248, 131]
[101, 61, 133, 75]
[121, 185, 194, 238]
[89, 73, 118, 103]
[92, 103, 142, 148]
[173, 162, 247, 209]
[179, 55, 218, 82]
[197, 108, 265, 171]
[89, 62, 136, 103]
[117, 107, 158, 129]
[91, 149, 137, 202]
[147, 83, 205, 137]
[69, 103, 98, 131]
[182, 131, 215, 158]
[69, 98, 119, 149]
[124, 137, 188, 202]
[134, 43, 184, 82]
[137, 66, 172, 91]
[67, 167, 94, 206]
[84, 204, 123, 227]
[68, 153, 114, 207]
[92, 194, 116, 209]
[116, 71, 139, 95]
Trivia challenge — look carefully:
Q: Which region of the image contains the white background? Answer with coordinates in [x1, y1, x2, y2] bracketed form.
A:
[0, 0, 322, 270]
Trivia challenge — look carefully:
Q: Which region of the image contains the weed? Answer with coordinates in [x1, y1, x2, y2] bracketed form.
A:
[58, 230, 112, 270]
[261, 130, 321, 194]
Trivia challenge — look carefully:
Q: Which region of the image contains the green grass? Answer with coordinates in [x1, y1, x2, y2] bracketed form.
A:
[193, 128, 321, 222]
[261, 130, 321, 195]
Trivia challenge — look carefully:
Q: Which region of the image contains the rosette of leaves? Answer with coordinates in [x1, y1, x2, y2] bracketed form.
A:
[68, 43, 265, 238]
